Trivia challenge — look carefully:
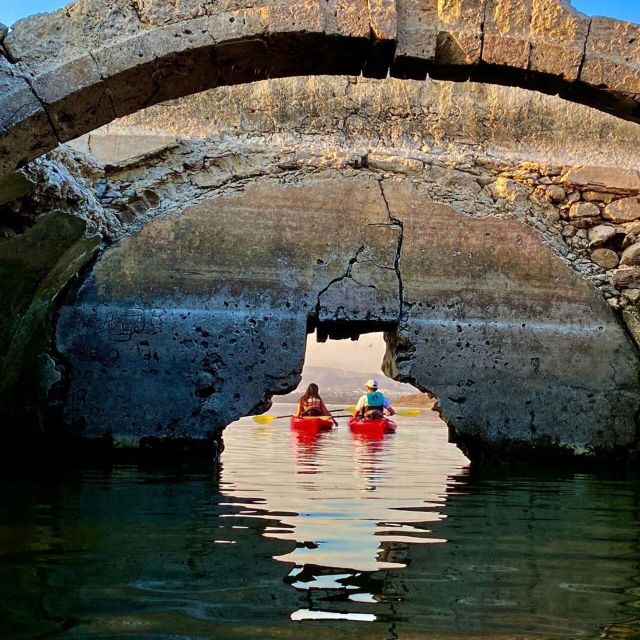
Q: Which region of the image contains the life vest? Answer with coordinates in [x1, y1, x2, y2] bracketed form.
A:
[365, 391, 385, 411]
[300, 396, 323, 416]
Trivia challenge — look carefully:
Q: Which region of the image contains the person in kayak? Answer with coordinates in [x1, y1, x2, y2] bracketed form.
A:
[354, 379, 396, 420]
[294, 383, 337, 424]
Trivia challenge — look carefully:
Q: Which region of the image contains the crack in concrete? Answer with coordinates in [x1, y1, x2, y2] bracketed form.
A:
[377, 178, 405, 325]
[577, 17, 592, 82]
[314, 243, 367, 319]
[478, 0, 487, 64]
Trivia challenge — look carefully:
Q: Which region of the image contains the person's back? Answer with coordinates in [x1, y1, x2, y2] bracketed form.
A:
[354, 379, 395, 420]
[294, 382, 334, 420]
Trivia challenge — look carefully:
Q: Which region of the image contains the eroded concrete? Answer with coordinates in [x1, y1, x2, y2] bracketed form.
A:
[54, 170, 640, 457]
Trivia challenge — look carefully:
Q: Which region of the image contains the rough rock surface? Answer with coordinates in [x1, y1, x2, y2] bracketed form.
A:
[2, 0, 640, 175]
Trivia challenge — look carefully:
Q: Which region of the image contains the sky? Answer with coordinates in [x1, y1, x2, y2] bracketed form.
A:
[1, 0, 639, 27]
[305, 332, 387, 374]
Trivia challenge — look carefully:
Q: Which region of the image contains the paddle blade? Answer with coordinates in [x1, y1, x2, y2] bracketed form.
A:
[345, 405, 357, 413]
[397, 408, 421, 417]
[252, 415, 277, 424]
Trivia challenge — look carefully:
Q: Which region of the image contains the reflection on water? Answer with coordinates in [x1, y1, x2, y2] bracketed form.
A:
[1, 404, 640, 638]
[226, 405, 460, 574]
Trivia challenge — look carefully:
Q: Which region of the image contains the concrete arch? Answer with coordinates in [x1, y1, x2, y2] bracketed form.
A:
[1, 0, 640, 176]
[48, 153, 639, 461]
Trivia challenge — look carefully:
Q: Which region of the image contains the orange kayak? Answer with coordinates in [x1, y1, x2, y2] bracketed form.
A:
[290, 416, 335, 430]
[348, 416, 397, 434]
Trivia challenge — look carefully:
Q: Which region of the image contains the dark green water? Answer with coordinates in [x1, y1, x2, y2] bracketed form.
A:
[2, 406, 640, 639]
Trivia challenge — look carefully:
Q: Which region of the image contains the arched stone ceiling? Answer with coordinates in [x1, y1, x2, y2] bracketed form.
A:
[0, 0, 639, 176]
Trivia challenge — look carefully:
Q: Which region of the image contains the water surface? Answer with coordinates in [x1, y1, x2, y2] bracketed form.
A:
[1, 405, 640, 638]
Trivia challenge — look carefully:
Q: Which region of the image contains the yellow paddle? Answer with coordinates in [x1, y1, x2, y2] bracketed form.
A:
[344, 406, 421, 417]
[252, 414, 335, 425]
[252, 408, 421, 424]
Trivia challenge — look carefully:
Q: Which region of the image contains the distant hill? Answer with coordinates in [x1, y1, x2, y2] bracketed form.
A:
[278, 365, 418, 403]
[394, 392, 437, 408]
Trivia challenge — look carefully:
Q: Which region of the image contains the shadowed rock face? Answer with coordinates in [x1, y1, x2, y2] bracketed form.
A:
[55, 171, 640, 458]
[1, 0, 640, 176]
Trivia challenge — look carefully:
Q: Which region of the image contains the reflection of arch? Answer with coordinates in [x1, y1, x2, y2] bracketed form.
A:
[2, 0, 640, 174]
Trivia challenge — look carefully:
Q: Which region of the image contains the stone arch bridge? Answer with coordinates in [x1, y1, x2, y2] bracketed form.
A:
[1, 0, 640, 463]
[1, 0, 640, 175]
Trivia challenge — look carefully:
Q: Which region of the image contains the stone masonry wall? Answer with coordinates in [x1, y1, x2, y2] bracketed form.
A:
[2, 0, 640, 177]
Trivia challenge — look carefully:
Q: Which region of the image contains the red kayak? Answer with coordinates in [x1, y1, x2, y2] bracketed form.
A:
[290, 416, 335, 430]
[348, 416, 397, 434]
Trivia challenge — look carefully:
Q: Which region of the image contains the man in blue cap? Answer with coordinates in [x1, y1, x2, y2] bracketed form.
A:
[354, 379, 396, 420]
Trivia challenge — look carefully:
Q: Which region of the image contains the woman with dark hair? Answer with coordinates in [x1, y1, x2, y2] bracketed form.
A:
[294, 383, 336, 424]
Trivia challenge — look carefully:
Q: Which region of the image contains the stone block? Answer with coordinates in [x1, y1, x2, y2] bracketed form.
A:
[568, 202, 599, 220]
[321, 0, 370, 38]
[612, 266, 640, 290]
[582, 190, 617, 203]
[529, 0, 590, 81]
[0, 58, 57, 175]
[30, 55, 116, 143]
[545, 184, 565, 202]
[561, 166, 640, 195]
[368, 0, 397, 40]
[4, 0, 144, 76]
[93, 19, 221, 118]
[489, 176, 530, 203]
[623, 288, 640, 304]
[622, 221, 640, 248]
[590, 247, 619, 270]
[620, 243, 640, 266]
[482, 0, 531, 68]
[581, 17, 640, 97]
[435, 0, 486, 65]
[588, 224, 621, 247]
[603, 197, 640, 224]
[394, 0, 438, 64]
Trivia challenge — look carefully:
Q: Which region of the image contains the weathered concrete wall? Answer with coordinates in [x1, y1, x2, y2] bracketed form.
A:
[2, 0, 640, 176]
[57, 172, 403, 438]
[45, 137, 639, 459]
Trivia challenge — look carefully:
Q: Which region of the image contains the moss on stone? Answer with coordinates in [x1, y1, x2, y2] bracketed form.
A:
[0, 171, 35, 205]
[0, 211, 100, 430]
